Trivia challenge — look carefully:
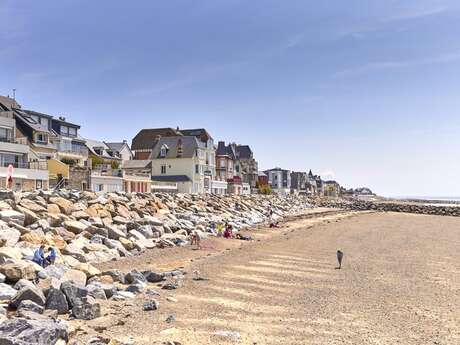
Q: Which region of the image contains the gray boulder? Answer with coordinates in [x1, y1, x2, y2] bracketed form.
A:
[45, 288, 69, 315]
[143, 271, 165, 283]
[17, 300, 44, 314]
[10, 286, 46, 308]
[101, 269, 125, 284]
[72, 296, 101, 320]
[86, 284, 107, 300]
[13, 279, 35, 291]
[0, 283, 17, 301]
[0, 316, 68, 344]
[60, 281, 88, 308]
[143, 300, 159, 311]
[125, 270, 146, 284]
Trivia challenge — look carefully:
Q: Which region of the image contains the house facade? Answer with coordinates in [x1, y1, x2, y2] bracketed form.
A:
[121, 160, 152, 193]
[85, 139, 123, 192]
[0, 96, 49, 190]
[323, 180, 341, 197]
[150, 136, 208, 194]
[265, 168, 291, 195]
[291, 171, 308, 194]
[105, 141, 133, 162]
[234, 145, 258, 190]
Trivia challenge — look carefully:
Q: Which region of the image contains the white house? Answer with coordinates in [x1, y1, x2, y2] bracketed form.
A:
[150, 136, 210, 194]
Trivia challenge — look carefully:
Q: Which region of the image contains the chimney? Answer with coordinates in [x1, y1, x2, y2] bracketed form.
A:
[59, 116, 66, 121]
[123, 139, 127, 143]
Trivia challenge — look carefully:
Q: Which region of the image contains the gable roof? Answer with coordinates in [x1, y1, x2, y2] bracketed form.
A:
[0, 96, 20, 111]
[149, 136, 199, 159]
[14, 109, 54, 134]
[216, 141, 236, 159]
[235, 145, 252, 159]
[131, 128, 182, 151]
[105, 141, 132, 157]
[85, 138, 121, 160]
[178, 128, 212, 142]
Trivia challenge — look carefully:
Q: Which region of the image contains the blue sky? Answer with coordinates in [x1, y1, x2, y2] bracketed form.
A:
[1, 0, 460, 196]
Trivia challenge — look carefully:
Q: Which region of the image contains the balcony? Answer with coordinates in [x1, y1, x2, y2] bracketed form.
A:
[0, 160, 48, 170]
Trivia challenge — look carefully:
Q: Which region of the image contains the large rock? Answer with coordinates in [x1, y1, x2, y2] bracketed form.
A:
[38, 265, 67, 280]
[107, 226, 126, 240]
[60, 269, 87, 286]
[47, 204, 61, 214]
[19, 199, 46, 213]
[125, 270, 147, 284]
[10, 285, 46, 308]
[0, 227, 21, 247]
[17, 300, 44, 314]
[86, 284, 107, 300]
[20, 232, 46, 246]
[16, 206, 40, 227]
[0, 209, 25, 226]
[45, 288, 69, 315]
[0, 261, 36, 282]
[49, 197, 73, 215]
[60, 281, 88, 308]
[101, 269, 125, 284]
[72, 296, 101, 320]
[74, 263, 101, 278]
[0, 247, 23, 263]
[63, 220, 88, 234]
[0, 316, 68, 344]
[0, 283, 17, 301]
[143, 271, 165, 283]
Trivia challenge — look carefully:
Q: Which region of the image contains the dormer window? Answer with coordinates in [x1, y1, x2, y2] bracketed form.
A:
[35, 133, 48, 144]
[160, 144, 168, 158]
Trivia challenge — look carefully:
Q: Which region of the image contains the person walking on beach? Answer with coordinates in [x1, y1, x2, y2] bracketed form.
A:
[336, 250, 344, 269]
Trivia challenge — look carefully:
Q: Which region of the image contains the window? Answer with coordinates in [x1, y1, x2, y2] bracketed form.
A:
[68, 127, 77, 136]
[161, 165, 166, 174]
[160, 145, 168, 158]
[36, 180, 43, 189]
[220, 159, 225, 168]
[235, 165, 240, 173]
[0, 127, 12, 142]
[36, 133, 48, 143]
[40, 117, 49, 129]
[61, 125, 69, 135]
[30, 114, 39, 123]
[195, 164, 199, 174]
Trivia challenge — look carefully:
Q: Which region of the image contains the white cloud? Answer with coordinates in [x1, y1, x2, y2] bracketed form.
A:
[335, 51, 460, 78]
[382, 6, 447, 22]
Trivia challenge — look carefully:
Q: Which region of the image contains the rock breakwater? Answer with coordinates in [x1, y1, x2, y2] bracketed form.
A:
[314, 198, 460, 217]
[0, 189, 312, 343]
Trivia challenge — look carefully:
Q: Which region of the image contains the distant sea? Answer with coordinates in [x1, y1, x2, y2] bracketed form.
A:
[393, 196, 460, 202]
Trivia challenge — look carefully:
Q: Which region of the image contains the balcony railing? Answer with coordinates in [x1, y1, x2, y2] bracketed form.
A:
[92, 169, 122, 177]
[0, 160, 48, 170]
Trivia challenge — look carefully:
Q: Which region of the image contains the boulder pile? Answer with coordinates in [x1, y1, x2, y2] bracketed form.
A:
[0, 189, 312, 343]
[313, 198, 460, 217]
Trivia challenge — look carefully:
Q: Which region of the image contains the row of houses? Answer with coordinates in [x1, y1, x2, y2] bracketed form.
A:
[0, 94, 346, 196]
[262, 168, 341, 197]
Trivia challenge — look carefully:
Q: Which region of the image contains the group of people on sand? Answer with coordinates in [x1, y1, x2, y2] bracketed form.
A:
[32, 245, 57, 268]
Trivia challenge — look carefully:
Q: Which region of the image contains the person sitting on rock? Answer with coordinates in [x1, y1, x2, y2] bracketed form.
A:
[224, 223, 233, 238]
[46, 247, 57, 266]
[32, 245, 46, 267]
[216, 223, 224, 237]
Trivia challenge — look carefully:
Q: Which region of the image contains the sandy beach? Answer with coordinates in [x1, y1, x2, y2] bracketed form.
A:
[70, 210, 460, 344]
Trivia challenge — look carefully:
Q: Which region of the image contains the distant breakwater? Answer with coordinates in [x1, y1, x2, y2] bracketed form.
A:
[312, 198, 460, 217]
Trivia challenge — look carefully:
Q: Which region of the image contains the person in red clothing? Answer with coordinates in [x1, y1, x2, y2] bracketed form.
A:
[223, 223, 233, 238]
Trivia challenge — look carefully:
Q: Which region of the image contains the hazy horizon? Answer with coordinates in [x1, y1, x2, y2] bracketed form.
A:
[1, 0, 460, 197]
